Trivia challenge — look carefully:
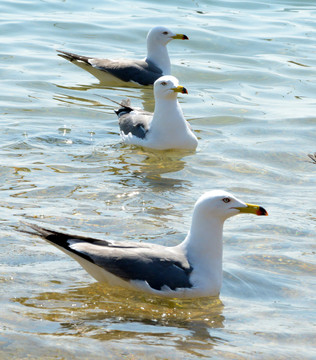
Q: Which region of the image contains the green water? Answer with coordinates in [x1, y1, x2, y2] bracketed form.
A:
[1, 0, 315, 359]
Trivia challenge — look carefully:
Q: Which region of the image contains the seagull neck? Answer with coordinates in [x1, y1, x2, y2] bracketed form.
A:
[146, 43, 171, 75]
[181, 213, 224, 265]
[151, 98, 184, 128]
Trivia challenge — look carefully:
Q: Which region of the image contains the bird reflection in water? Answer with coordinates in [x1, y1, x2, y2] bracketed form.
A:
[13, 282, 226, 356]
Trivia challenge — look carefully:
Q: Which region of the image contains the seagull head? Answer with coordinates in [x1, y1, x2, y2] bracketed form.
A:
[154, 75, 188, 100]
[147, 26, 189, 46]
[194, 190, 268, 222]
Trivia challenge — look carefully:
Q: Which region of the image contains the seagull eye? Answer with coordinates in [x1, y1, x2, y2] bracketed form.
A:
[161, 81, 167, 86]
[162, 31, 168, 35]
[222, 198, 230, 203]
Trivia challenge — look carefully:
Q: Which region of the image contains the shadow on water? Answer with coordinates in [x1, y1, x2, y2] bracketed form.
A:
[70, 143, 194, 191]
[55, 82, 155, 111]
[13, 282, 226, 357]
[116, 148, 193, 191]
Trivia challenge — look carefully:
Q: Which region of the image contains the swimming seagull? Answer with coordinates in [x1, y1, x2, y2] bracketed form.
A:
[57, 26, 189, 86]
[21, 190, 268, 299]
[115, 75, 198, 150]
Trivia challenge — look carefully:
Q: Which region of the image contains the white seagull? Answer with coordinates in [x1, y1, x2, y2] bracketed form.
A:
[115, 75, 198, 150]
[57, 26, 189, 86]
[22, 190, 268, 299]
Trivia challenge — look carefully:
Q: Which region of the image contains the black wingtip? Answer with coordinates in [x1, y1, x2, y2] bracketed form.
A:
[114, 106, 134, 117]
[114, 99, 134, 117]
[56, 50, 89, 63]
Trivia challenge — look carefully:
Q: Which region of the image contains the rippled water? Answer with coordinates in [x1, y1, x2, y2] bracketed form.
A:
[1, 0, 315, 359]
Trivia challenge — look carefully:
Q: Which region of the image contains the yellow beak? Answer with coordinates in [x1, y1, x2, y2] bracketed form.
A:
[172, 85, 188, 94]
[234, 203, 268, 216]
[171, 34, 189, 40]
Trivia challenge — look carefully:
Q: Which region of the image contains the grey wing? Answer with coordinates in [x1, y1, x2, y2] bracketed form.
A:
[90, 59, 163, 85]
[117, 104, 153, 139]
[86, 248, 193, 291]
[22, 223, 193, 291]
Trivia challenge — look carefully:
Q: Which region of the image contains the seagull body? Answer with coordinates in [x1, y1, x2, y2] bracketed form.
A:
[23, 190, 268, 299]
[116, 75, 198, 150]
[57, 26, 189, 86]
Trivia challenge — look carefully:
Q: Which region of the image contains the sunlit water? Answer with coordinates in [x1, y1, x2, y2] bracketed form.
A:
[1, 0, 315, 359]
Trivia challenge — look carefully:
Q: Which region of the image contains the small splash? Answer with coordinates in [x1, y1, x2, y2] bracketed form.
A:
[58, 126, 72, 136]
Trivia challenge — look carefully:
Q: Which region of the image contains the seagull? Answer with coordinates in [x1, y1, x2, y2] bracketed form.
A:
[21, 190, 268, 299]
[115, 75, 198, 150]
[57, 26, 189, 86]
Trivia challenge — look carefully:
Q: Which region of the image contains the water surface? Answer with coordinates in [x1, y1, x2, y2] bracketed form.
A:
[1, 0, 315, 359]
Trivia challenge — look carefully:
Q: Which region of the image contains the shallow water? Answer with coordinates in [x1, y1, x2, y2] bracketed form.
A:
[1, 0, 315, 359]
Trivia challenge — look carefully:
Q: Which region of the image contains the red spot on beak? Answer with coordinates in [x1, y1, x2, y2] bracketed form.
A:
[257, 206, 268, 216]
